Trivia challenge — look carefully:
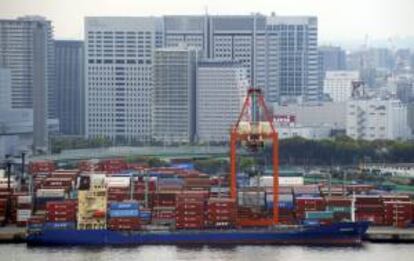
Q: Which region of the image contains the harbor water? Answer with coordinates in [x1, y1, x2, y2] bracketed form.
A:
[0, 243, 413, 261]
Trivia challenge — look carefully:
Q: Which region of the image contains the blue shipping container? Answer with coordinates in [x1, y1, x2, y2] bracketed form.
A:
[158, 178, 184, 186]
[109, 202, 139, 210]
[139, 211, 152, 220]
[44, 222, 76, 230]
[266, 201, 294, 210]
[109, 209, 140, 218]
[171, 163, 194, 170]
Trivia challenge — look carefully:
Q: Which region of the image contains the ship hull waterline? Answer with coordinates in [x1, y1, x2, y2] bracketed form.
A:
[27, 222, 369, 247]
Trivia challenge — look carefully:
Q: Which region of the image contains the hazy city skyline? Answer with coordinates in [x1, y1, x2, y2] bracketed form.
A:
[1, 0, 413, 48]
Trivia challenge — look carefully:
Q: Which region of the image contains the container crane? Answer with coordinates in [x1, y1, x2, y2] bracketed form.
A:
[230, 88, 279, 226]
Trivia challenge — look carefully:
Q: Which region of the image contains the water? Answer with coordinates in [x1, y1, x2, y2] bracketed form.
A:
[0, 243, 413, 261]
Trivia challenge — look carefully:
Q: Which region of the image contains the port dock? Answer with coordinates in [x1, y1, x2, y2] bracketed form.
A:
[364, 227, 414, 243]
[0, 226, 26, 243]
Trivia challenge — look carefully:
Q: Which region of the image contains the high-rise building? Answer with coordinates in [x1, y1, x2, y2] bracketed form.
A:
[0, 16, 54, 152]
[319, 46, 346, 74]
[346, 99, 412, 140]
[324, 71, 360, 102]
[152, 44, 198, 143]
[55, 40, 85, 135]
[164, 14, 319, 103]
[0, 68, 11, 111]
[84, 17, 163, 142]
[196, 60, 248, 142]
[267, 16, 319, 103]
[0, 68, 33, 159]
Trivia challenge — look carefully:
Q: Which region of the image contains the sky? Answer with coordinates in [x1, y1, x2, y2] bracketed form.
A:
[0, 0, 413, 47]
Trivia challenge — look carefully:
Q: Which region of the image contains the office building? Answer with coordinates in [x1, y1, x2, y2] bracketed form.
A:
[0, 68, 33, 159]
[273, 102, 347, 129]
[0, 16, 54, 152]
[319, 46, 346, 73]
[196, 60, 248, 142]
[324, 71, 360, 102]
[164, 14, 319, 103]
[55, 40, 85, 135]
[84, 17, 162, 142]
[0, 68, 11, 111]
[346, 99, 412, 140]
[152, 44, 198, 143]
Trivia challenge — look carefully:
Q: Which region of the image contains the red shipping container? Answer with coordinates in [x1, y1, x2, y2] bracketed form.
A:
[383, 201, 412, 227]
[108, 217, 140, 230]
[356, 212, 384, 225]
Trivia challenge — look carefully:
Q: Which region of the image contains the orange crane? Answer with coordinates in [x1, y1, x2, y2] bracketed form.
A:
[230, 88, 279, 226]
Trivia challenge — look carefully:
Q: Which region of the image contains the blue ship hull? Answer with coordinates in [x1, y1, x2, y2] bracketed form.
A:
[27, 222, 369, 246]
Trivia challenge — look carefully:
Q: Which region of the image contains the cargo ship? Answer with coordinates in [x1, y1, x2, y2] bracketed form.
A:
[26, 221, 369, 246]
[23, 89, 371, 246]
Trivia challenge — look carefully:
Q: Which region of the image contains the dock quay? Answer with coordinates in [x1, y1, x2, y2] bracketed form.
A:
[0, 226, 26, 243]
[364, 227, 414, 243]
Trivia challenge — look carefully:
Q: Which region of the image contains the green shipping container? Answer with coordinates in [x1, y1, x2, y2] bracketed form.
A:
[305, 211, 334, 220]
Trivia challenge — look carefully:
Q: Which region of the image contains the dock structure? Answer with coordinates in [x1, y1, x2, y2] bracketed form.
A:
[0, 226, 26, 243]
[364, 227, 414, 242]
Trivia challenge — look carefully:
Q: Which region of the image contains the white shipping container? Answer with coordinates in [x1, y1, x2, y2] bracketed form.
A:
[17, 209, 32, 222]
[106, 177, 130, 188]
[266, 193, 293, 203]
[280, 177, 304, 186]
[250, 176, 304, 187]
[90, 174, 106, 187]
[17, 195, 32, 204]
[238, 191, 266, 206]
[36, 188, 65, 198]
[0, 178, 16, 189]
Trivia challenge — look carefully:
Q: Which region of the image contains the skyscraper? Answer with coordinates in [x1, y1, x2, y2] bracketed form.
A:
[55, 40, 85, 135]
[164, 14, 319, 103]
[196, 60, 248, 142]
[84, 17, 163, 142]
[0, 16, 54, 152]
[267, 15, 319, 103]
[152, 44, 198, 143]
[0, 68, 11, 111]
[319, 46, 346, 74]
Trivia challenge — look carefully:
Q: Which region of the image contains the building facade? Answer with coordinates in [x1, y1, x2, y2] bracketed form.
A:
[346, 99, 412, 140]
[152, 44, 198, 143]
[55, 40, 84, 135]
[324, 71, 360, 102]
[163, 14, 319, 103]
[0, 68, 11, 111]
[0, 68, 33, 159]
[319, 46, 346, 74]
[273, 102, 347, 130]
[84, 17, 163, 142]
[0, 16, 54, 152]
[196, 60, 248, 142]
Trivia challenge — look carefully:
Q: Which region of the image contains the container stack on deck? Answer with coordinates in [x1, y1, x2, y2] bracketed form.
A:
[176, 191, 207, 229]
[16, 195, 32, 226]
[152, 192, 176, 226]
[355, 195, 385, 225]
[267, 186, 296, 224]
[325, 197, 352, 222]
[108, 201, 140, 230]
[206, 198, 237, 228]
[7, 159, 414, 233]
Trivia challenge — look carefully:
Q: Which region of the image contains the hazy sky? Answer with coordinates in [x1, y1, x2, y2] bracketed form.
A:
[0, 0, 413, 45]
